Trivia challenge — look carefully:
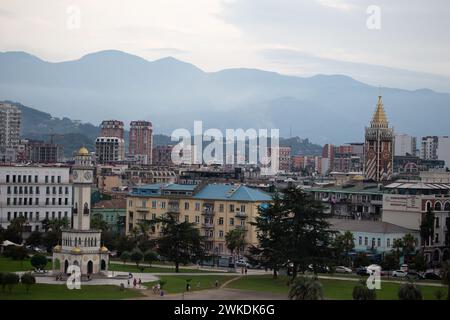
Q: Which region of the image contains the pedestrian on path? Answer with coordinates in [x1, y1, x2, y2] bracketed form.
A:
[215, 280, 219, 288]
[138, 278, 142, 288]
[133, 278, 137, 288]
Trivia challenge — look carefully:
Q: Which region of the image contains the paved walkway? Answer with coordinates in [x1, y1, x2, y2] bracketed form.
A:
[132, 288, 287, 300]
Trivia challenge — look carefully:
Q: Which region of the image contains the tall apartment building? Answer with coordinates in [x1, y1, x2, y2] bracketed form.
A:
[95, 137, 125, 164]
[421, 136, 450, 169]
[394, 134, 417, 156]
[0, 103, 22, 162]
[267, 146, 291, 172]
[0, 165, 72, 232]
[152, 145, 174, 166]
[364, 96, 394, 181]
[126, 183, 271, 255]
[100, 120, 124, 139]
[320, 143, 364, 174]
[129, 121, 153, 165]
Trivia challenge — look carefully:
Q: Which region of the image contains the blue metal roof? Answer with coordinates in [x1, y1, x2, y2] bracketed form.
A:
[130, 183, 271, 202]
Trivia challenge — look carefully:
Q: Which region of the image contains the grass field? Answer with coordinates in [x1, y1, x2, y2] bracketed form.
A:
[143, 275, 236, 294]
[109, 263, 228, 274]
[0, 256, 42, 273]
[0, 283, 144, 300]
[226, 275, 447, 300]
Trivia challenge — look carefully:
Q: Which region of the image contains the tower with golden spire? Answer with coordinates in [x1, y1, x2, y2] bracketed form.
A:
[364, 96, 394, 181]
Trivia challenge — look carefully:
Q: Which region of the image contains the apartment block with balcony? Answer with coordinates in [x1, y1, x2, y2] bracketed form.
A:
[126, 183, 272, 256]
[0, 165, 72, 232]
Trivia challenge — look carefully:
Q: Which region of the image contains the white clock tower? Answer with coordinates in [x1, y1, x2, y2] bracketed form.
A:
[53, 147, 109, 276]
[72, 147, 94, 230]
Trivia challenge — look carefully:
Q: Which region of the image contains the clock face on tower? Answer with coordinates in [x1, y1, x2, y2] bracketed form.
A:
[84, 171, 92, 181]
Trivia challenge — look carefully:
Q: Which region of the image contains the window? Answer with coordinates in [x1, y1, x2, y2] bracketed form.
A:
[36, 212, 40, 221]
[377, 238, 381, 247]
[195, 203, 200, 211]
[45, 176, 48, 183]
[240, 205, 246, 212]
[387, 238, 391, 247]
[229, 204, 235, 212]
[57, 176, 61, 183]
[436, 217, 440, 228]
[161, 202, 166, 209]
[7, 186, 11, 194]
[7, 212, 11, 221]
[435, 233, 439, 243]
[45, 212, 49, 219]
[219, 204, 224, 212]
[51, 176, 55, 183]
[6, 175, 9, 183]
[184, 215, 189, 222]
[219, 217, 224, 225]
[185, 202, 190, 210]
[152, 213, 156, 220]
[12, 175, 16, 183]
[364, 237, 368, 246]
[52, 187, 56, 194]
[36, 187, 40, 194]
[219, 230, 224, 238]
[46, 187, 50, 194]
[34, 175, 38, 183]
[35, 198, 39, 205]
[65, 187, 69, 194]
[18, 175, 21, 183]
[7, 198, 10, 205]
[59, 187, 62, 194]
[229, 218, 234, 226]
[195, 215, 200, 223]
[152, 201, 157, 209]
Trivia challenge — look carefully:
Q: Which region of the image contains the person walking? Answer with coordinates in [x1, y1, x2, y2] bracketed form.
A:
[138, 278, 142, 288]
[133, 278, 137, 288]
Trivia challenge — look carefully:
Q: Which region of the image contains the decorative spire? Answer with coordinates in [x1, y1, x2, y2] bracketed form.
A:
[371, 95, 388, 127]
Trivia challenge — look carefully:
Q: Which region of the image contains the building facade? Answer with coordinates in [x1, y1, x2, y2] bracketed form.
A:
[129, 121, 153, 165]
[364, 96, 394, 181]
[25, 140, 64, 163]
[126, 183, 271, 256]
[394, 134, 417, 157]
[152, 145, 174, 166]
[95, 137, 125, 164]
[100, 120, 124, 139]
[0, 103, 21, 162]
[0, 165, 72, 232]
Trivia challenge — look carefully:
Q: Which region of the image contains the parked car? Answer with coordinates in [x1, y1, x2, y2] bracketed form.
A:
[235, 259, 250, 268]
[392, 270, 408, 278]
[406, 271, 425, 280]
[307, 264, 330, 273]
[356, 267, 369, 276]
[335, 266, 352, 274]
[400, 264, 409, 272]
[424, 272, 442, 280]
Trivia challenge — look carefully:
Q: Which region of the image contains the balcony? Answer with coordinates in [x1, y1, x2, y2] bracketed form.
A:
[235, 212, 247, 218]
[167, 206, 180, 213]
[136, 206, 149, 212]
[202, 209, 215, 216]
[202, 223, 214, 229]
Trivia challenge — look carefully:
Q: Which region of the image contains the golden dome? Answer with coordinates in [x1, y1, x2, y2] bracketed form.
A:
[71, 246, 82, 254]
[100, 246, 109, 253]
[353, 175, 365, 181]
[78, 147, 89, 156]
[53, 245, 62, 252]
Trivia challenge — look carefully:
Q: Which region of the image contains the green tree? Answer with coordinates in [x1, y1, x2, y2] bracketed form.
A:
[30, 254, 48, 270]
[25, 231, 42, 247]
[5, 216, 27, 244]
[3, 273, 20, 293]
[398, 282, 423, 300]
[352, 280, 377, 300]
[354, 253, 370, 268]
[392, 238, 405, 260]
[91, 214, 109, 232]
[402, 234, 417, 256]
[381, 252, 399, 275]
[420, 209, 435, 248]
[144, 250, 158, 267]
[332, 231, 355, 266]
[248, 193, 289, 279]
[130, 248, 144, 268]
[155, 214, 205, 273]
[278, 187, 333, 279]
[20, 273, 36, 293]
[289, 276, 323, 300]
[9, 246, 28, 266]
[413, 253, 427, 273]
[120, 251, 131, 265]
[42, 231, 60, 252]
[225, 229, 246, 261]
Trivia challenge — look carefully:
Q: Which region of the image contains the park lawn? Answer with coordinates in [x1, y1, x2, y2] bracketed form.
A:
[0, 283, 144, 300]
[143, 275, 236, 294]
[226, 275, 446, 300]
[109, 263, 228, 274]
[0, 256, 41, 272]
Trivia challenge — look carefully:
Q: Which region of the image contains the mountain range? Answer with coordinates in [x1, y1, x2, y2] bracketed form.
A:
[1, 50, 450, 145]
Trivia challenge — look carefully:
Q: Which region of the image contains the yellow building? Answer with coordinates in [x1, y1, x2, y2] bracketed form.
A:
[126, 183, 272, 256]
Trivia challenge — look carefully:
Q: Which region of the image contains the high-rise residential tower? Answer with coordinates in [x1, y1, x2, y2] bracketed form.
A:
[129, 120, 153, 165]
[100, 120, 124, 139]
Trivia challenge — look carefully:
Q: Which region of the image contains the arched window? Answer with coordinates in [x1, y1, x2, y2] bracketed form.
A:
[83, 202, 89, 215]
[444, 202, 450, 211]
[435, 202, 442, 211]
[426, 201, 432, 211]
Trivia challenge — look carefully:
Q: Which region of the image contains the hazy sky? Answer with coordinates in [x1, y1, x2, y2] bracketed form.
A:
[1, 0, 449, 92]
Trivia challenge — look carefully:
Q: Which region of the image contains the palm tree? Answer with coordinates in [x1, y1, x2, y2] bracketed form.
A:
[289, 276, 323, 300]
[225, 229, 246, 261]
